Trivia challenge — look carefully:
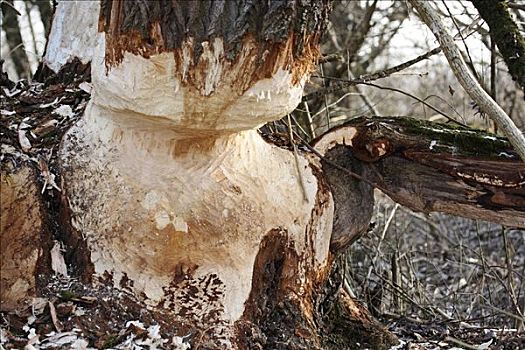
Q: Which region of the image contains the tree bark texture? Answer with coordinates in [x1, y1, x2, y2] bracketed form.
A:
[471, 0, 525, 93]
[1, 0, 31, 79]
[99, 0, 330, 86]
[32, 0, 53, 36]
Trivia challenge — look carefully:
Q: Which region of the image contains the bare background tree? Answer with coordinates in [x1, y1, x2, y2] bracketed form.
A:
[1, 0, 52, 80]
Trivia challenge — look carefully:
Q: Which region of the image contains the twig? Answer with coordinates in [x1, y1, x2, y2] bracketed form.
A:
[289, 114, 311, 140]
[371, 269, 438, 319]
[305, 47, 442, 100]
[391, 251, 400, 311]
[367, 204, 399, 281]
[319, 64, 331, 129]
[318, 53, 344, 64]
[287, 114, 309, 203]
[311, 92, 360, 119]
[484, 304, 525, 323]
[422, 94, 466, 123]
[356, 81, 467, 127]
[303, 101, 316, 138]
[508, 2, 525, 12]
[442, 0, 480, 82]
[490, 33, 498, 133]
[501, 226, 524, 328]
[347, 69, 380, 115]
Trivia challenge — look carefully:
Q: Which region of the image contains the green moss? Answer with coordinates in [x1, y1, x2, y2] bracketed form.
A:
[360, 117, 513, 158]
[401, 118, 509, 155]
[59, 290, 78, 301]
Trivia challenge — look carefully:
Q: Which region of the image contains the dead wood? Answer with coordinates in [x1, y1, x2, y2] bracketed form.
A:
[316, 116, 524, 251]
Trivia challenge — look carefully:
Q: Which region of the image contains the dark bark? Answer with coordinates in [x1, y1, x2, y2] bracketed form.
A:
[471, 0, 525, 93]
[99, 0, 330, 60]
[322, 147, 374, 251]
[98, 0, 331, 88]
[0, 59, 16, 89]
[1, 0, 31, 79]
[33, 57, 91, 85]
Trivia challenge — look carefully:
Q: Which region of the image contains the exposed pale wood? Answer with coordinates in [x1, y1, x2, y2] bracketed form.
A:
[42, 0, 100, 73]
[1, 164, 50, 311]
[409, 0, 525, 161]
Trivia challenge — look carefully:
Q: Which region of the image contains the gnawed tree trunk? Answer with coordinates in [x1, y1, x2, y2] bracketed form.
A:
[51, 1, 348, 348]
[33, 0, 99, 83]
[1, 1, 524, 349]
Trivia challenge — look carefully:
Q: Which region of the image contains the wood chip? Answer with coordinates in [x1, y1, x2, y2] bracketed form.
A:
[48, 300, 63, 332]
[18, 129, 31, 152]
[51, 241, 68, 277]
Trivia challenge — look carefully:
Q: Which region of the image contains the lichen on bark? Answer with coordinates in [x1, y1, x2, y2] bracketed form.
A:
[471, 0, 525, 92]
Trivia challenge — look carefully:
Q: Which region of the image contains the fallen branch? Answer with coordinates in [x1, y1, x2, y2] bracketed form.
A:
[312, 116, 524, 251]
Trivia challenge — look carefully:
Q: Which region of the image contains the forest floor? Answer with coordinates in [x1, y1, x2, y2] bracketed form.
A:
[1, 74, 524, 349]
[346, 196, 525, 350]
